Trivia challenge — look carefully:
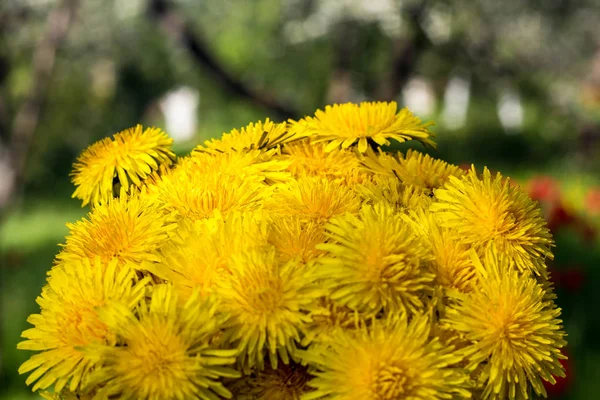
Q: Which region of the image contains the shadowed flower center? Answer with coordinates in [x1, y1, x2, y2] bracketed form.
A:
[128, 328, 188, 383]
[247, 280, 284, 314]
[373, 362, 415, 399]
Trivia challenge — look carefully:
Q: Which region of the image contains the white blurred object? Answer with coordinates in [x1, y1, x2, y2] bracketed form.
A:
[442, 74, 471, 130]
[402, 77, 436, 117]
[497, 88, 524, 133]
[283, 0, 402, 43]
[114, 0, 143, 20]
[422, 4, 452, 45]
[0, 146, 16, 208]
[159, 87, 200, 143]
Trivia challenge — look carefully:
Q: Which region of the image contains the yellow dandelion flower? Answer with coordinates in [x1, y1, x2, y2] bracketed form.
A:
[362, 147, 464, 193]
[279, 140, 364, 183]
[18, 258, 147, 393]
[404, 210, 476, 293]
[354, 174, 432, 211]
[190, 148, 292, 184]
[444, 247, 567, 400]
[431, 166, 554, 277]
[267, 176, 361, 223]
[196, 119, 304, 154]
[267, 216, 327, 264]
[57, 193, 177, 267]
[84, 285, 240, 400]
[71, 125, 175, 207]
[301, 314, 471, 400]
[228, 361, 314, 400]
[317, 203, 435, 315]
[217, 248, 320, 372]
[296, 101, 435, 153]
[145, 212, 270, 299]
[154, 161, 269, 222]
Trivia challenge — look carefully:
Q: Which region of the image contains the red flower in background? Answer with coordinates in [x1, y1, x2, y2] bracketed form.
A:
[550, 267, 585, 292]
[525, 176, 598, 241]
[528, 176, 561, 205]
[585, 187, 600, 216]
[547, 205, 577, 232]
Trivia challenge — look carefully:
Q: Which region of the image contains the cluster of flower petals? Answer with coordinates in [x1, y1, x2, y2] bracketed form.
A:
[19, 101, 565, 400]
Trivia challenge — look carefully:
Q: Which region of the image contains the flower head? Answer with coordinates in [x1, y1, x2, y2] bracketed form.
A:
[296, 101, 435, 153]
[267, 216, 327, 264]
[362, 148, 464, 193]
[317, 203, 435, 315]
[268, 176, 361, 223]
[58, 193, 177, 268]
[85, 284, 240, 399]
[431, 167, 554, 277]
[217, 248, 320, 372]
[444, 247, 567, 399]
[190, 148, 292, 184]
[280, 140, 363, 184]
[404, 210, 476, 293]
[146, 212, 270, 299]
[153, 160, 269, 222]
[18, 258, 147, 393]
[302, 314, 471, 400]
[197, 119, 304, 154]
[71, 125, 175, 207]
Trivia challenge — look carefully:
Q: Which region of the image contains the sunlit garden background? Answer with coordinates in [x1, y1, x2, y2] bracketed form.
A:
[1, 0, 600, 398]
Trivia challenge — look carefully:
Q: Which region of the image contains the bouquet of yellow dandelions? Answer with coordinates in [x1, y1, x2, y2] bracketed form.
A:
[18, 102, 567, 400]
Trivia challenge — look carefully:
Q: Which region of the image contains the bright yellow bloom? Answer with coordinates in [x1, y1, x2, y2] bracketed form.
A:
[196, 119, 304, 154]
[362, 147, 464, 193]
[71, 125, 175, 207]
[444, 247, 567, 400]
[268, 176, 361, 223]
[431, 167, 554, 277]
[295, 101, 435, 153]
[190, 148, 292, 184]
[279, 140, 364, 184]
[146, 212, 270, 299]
[154, 160, 269, 222]
[302, 314, 471, 400]
[317, 203, 435, 315]
[217, 248, 320, 372]
[404, 210, 476, 292]
[84, 285, 240, 400]
[57, 193, 177, 268]
[18, 258, 147, 393]
[267, 216, 327, 264]
[228, 362, 314, 400]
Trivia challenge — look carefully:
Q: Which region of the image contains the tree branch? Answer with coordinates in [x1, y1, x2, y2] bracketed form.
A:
[148, 0, 299, 120]
[326, 19, 358, 104]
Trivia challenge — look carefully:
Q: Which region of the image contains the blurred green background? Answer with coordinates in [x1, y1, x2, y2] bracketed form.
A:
[2, 0, 600, 398]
